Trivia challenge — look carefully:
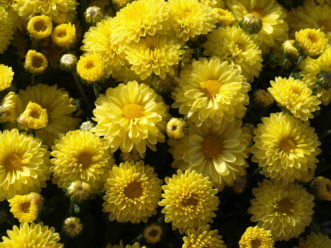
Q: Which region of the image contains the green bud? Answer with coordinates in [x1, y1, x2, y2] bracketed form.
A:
[239, 13, 262, 34]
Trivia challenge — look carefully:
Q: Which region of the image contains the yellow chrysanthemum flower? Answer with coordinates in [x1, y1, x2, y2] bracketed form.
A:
[158, 170, 219, 234]
[166, 117, 186, 139]
[0, 129, 50, 201]
[17, 101, 48, 130]
[125, 35, 183, 80]
[251, 112, 321, 183]
[169, 120, 251, 190]
[66, 180, 92, 203]
[313, 176, 331, 201]
[52, 23, 76, 48]
[199, 0, 224, 8]
[168, 0, 217, 41]
[214, 8, 236, 26]
[12, 0, 78, 24]
[51, 130, 114, 192]
[63, 217, 83, 237]
[76, 54, 105, 83]
[239, 226, 274, 248]
[248, 180, 314, 241]
[0, 64, 14, 91]
[24, 50, 48, 75]
[282, 40, 300, 58]
[0, 91, 22, 123]
[27, 15, 53, 40]
[203, 26, 262, 82]
[103, 161, 162, 223]
[8, 193, 43, 223]
[110, 0, 170, 44]
[295, 28, 327, 57]
[0, 6, 15, 54]
[172, 57, 250, 126]
[294, 232, 331, 248]
[93, 81, 169, 155]
[0, 223, 63, 247]
[268, 77, 321, 121]
[227, 0, 288, 53]
[182, 225, 227, 248]
[143, 224, 162, 244]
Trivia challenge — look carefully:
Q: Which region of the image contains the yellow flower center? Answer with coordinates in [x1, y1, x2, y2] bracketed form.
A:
[276, 198, 294, 215]
[4, 153, 23, 171]
[181, 194, 198, 207]
[17, 102, 48, 130]
[123, 103, 143, 119]
[76, 151, 93, 169]
[57, 29, 67, 38]
[20, 201, 31, 213]
[84, 60, 94, 70]
[290, 86, 302, 95]
[32, 55, 44, 69]
[33, 19, 47, 32]
[201, 135, 223, 160]
[201, 80, 222, 97]
[251, 239, 262, 248]
[307, 32, 318, 43]
[124, 181, 143, 199]
[279, 137, 297, 153]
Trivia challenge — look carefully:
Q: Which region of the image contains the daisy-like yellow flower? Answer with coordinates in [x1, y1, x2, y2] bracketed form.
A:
[125, 35, 183, 80]
[51, 130, 114, 192]
[166, 117, 186, 139]
[63, 217, 83, 237]
[0, 64, 14, 91]
[0, 6, 15, 54]
[239, 226, 274, 248]
[8, 193, 43, 223]
[110, 0, 170, 44]
[0, 223, 63, 247]
[313, 176, 331, 201]
[52, 23, 76, 48]
[103, 161, 162, 223]
[203, 26, 263, 82]
[0, 129, 50, 201]
[251, 112, 321, 183]
[268, 77, 321, 121]
[93, 81, 169, 155]
[24, 50, 48, 74]
[172, 57, 250, 126]
[169, 120, 251, 190]
[248, 180, 314, 241]
[294, 232, 331, 248]
[0, 91, 22, 123]
[76, 54, 105, 83]
[66, 180, 92, 203]
[295, 28, 327, 57]
[227, 0, 288, 53]
[182, 225, 227, 248]
[143, 224, 162, 244]
[158, 170, 219, 233]
[214, 8, 236, 26]
[17, 101, 48, 130]
[27, 15, 53, 40]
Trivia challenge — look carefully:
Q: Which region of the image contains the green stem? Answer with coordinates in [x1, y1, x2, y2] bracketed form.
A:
[72, 71, 92, 112]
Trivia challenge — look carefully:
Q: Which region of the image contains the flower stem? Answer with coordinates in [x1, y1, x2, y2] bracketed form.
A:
[72, 71, 92, 112]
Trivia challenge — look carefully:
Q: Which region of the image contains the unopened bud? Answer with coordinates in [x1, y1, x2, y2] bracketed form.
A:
[85, 6, 104, 24]
[239, 13, 262, 34]
[281, 40, 299, 58]
[60, 53, 77, 71]
[63, 217, 83, 237]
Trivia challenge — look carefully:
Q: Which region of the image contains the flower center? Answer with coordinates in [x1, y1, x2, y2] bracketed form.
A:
[201, 135, 223, 160]
[57, 29, 67, 38]
[17, 102, 48, 130]
[85, 60, 94, 70]
[20, 202, 31, 213]
[76, 151, 93, 169]
[276, 198, 294, 215]
[33, 19, 47, 32]
[290, 86, 302, 95]
[32, 55, 43, 68]
[307, 32, 318, 43]
[201, 80, 222, 97]
[4, 153, 23, 171]
[251, 239, 262, 248]
[149, 229, 159, 238]
[124, 181, 143, 199]
[279, 137, 297, 153]
[123, 103, 143, 119]
[181, 194, 198, 207]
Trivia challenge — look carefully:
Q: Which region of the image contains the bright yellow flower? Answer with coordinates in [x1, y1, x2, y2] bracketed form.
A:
[166, 117, 186, 139]
[294, 232, 331, 248]
[17, 101, 48, 130]
[0, 6, 15, 54]
[313, 176, 331, 201]
[66, 180, 92, 203]
[295, 28, 327, 57]
[0, 64, 14, 91]
[213, 8, 236, 26]
[281, 40, 299, 58]
[239, 226, 274, 248]
[52, 23, 76, 48]
[199, 0, 225, 8]
[77, 54, 105, 83]
[24, 50, 48, 74]
[0, 92, 22, 123]
[27, 15, 53, 40]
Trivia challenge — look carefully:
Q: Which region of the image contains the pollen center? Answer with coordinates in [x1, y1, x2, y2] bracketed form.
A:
[32, 56, 43, 68]
[276, 198, 294, 215]
[181, 194, 198, 207]
[201, 80, 222, 97]
[201, 135, 223, 160]
[4, 153, 23, 171]
[307, 32, 318, 43]
[20, 202, 31, 213]
[76, 151, 93, 169]
[123, 103, 143, 119]
[290, 86, 302, 94]
[279, 137, 297, 153]
[251, 239, 262, 248]
[57, 30, 67, 38]
[85, 61, 94, 70]
[124, 181, 143, 199]
[33, 20, 47, 32]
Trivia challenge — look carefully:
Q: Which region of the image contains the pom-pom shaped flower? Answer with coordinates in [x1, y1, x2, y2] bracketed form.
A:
[251, 112, 321, 183]
[63, 217, 83, 238]
[239, 226, 274, 248]
[172, 57, 250, 126]
[248, 180, 314, 241]
[93, 81, 169, 155]
[203, 26, 263, 82]
[294, 232, 331, 248]
[0, 7, 15, 54]
[17, 102, 48, 130]
[0, 223, 63, 247]
[0, 91, 22, 123]
[77, 54, 105, 83]
[268, 77, 321, 121]
[27, 15, 53, 40]
[166, 117, 187, 139]
[169, 120, 251, 190]
[295, 28, 327, 57]
[24, 50, 48, 75]
[158, 170, 219, 233]
[51, 130, 114, 192]
[0, 64, 14, 91]
[52, 23, 76, 48]
[103, 161, 162, 223]
[0, 129, 50, 201]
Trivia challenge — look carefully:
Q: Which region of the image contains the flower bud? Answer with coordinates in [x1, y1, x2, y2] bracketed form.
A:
[80, 120, 95, 131]
[313, 176, 331, 201]
[166, 117, 187, 139]
[281, 40, 299, 58]
[60, 53, 78, 71]
[143, 224, 163, 244]
[253, 89, 274, 107]
[85, 6, 104, 24]
[66, 180, 92, 203]
[63, 217, 83, 237]
[239, 13, 262, 34]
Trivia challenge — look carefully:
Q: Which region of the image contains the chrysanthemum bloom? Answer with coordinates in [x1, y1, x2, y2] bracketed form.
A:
[172, 57, 250, 126]
[66, 180, 92, 203]
[76, 54, 105, 83]
[313, 176, 331, 201]
[0, 129, 50, 201]
[281, 40, 299, 58]
[81, 18, 127, 78]
[51, 23, 76, 48]
[51, 130, 114, 192]
[166, 117, 186, 139]
[169, 120, 251, 190]
[0, 6, 15, 54]
[248, 180, 314, 241]
[125, 35, 183, 80]
[63, 217, 83, 237]
[27, 15, 53, 40]
[239, 226, 274, 248]
[143, 224, 162, 244]
[199, 0, 225, 8]
[93, 81, 169, 155]
[0, 92, 22, 123]
[103, 161, 162, 223]
[268, 77, 321, 121]
[253, 89, 274, 107]
[294, 232, 331, 248]
[182, 225, 227, 248]
[24, 50, 48, 74]
[168, 0, 217, 41]
[203, 26, 262, 82]
[0, 64, 14, 91]
[251, 112, 321, 183]
[295, 28, 327, 57]
[159, 170, 219, 233]
[12, 0, 78, 24]
[85, 6, 103, 24]
[214, 8, 236, 26]
[8, 193, 43, 223]
[17, 101, 48, 130]
[227, 0, 288, 53]
[0, 223, 63, 247]
[110, 0, 170, 44]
